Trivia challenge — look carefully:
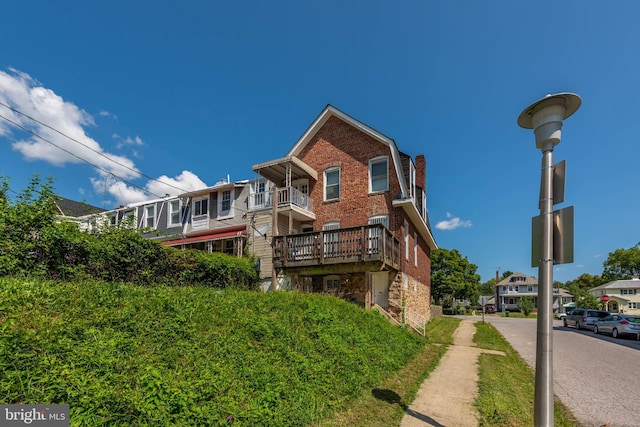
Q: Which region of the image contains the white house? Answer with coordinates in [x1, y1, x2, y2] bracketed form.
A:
[588, 277, 640, 315]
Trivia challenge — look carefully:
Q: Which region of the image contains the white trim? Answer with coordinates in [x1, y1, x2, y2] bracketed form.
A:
[287, 105, 409, 199]
[144, 204, 156, 229]
[414, 232, 418, 267]
[324, 167, 340, 201]
[404, 220, 409, 260]
[193, 196, 209, 217]
[369, 156, 389, 193]
[167, 199, 182, 227]
[217, 189, 233, 219]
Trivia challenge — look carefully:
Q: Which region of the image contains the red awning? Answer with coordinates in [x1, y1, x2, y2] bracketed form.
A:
[162, 228, 246, 246]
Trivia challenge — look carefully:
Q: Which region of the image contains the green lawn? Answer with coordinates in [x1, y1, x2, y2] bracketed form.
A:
[474, 322, 580, 426]
[0, 278, 432, 426]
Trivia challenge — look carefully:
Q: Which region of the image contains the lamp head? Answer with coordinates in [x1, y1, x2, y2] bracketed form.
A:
[518, 93, 581, 149]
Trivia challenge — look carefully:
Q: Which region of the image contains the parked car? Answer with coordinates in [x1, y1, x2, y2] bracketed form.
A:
[555, 312, 568, 319]
[484, 305, 496, 314]
[593, 314, 640, 338]
[563, 308, 609, 330]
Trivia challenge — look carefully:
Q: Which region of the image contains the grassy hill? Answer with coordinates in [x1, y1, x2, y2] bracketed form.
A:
[0, 278, 438, 426]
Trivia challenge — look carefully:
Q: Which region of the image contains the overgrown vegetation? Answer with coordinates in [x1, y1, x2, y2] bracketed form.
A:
[474, 322, 580, 427]
[0, 175, 258, 288]
[0, 278, 428, 426]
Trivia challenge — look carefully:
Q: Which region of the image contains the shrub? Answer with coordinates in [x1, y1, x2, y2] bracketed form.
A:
[0, 175, 259, 290]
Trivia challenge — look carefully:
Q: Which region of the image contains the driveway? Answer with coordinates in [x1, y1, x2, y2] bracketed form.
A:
[480, 316, 639, 427]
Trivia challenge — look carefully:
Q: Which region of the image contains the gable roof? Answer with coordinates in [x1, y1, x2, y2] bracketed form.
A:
[287, 105, 437, 250]
[589, 278, 640, 292]
[287, 105, 409, 199]
[497, 272, 538, 286]
[55, 197, 106, 217]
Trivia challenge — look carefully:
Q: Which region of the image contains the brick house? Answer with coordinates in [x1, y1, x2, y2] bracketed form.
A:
[251, 105, 437, 326]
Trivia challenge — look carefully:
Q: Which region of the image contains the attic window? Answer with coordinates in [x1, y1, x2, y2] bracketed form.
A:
[510, 276, 526, 283]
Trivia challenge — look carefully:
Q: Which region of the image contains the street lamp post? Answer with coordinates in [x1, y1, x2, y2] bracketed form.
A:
[518, 93, 581, 427]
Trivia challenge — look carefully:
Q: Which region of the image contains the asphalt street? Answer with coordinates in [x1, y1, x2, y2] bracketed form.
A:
[480, 315, 639, 427]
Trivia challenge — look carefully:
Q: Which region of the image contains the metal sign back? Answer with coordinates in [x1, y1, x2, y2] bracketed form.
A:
[539, 160, 566, 210]
[531, 205, 574, 267]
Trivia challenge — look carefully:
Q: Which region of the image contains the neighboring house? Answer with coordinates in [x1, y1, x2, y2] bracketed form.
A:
[496, 272, 573, 313]
[54, 197, 106, 228]
[588, 277, 640, 315]
[85, 178, 251, 258]
[160, 179, 249, 256]
[251, 104, 437, 326]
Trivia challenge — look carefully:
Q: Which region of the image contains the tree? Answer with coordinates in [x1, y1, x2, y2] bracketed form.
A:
[479, 278, 496, 296]
[430, 248, 481, 305]
[564, 273, 606, 291]
[517, 297, 534, 317]
[602, 245, 640, 281]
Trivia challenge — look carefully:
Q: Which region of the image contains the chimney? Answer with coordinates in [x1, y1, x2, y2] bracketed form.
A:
[415, 155, 426, 190]
[496, 270, 500, 283]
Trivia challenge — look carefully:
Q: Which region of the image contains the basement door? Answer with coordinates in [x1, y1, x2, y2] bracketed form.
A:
[371, 272, 389, 308]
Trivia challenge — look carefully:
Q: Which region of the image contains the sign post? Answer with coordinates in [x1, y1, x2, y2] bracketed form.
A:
[518, 93, 581, 427]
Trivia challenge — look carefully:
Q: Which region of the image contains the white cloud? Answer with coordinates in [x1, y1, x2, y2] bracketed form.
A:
[98, 110, 116, 119]
[436, 212, 472, 230]
[0, 69, 210, 208]
[92, 170, 208, 206]
[0, 69, 139, 180]
[113, 133, 144, 148]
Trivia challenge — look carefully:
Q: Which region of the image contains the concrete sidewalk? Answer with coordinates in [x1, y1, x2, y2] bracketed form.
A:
[400, 320, 505, 427]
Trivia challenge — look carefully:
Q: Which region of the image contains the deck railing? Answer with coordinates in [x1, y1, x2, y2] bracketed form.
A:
[248, 187, 313, 212]
[273, 224, 399, 269]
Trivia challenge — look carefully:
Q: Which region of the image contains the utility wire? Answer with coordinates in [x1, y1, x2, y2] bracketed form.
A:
[0, 111, 161, 198]
[0, 102, 261, 220]
[0, 101, 192, 194]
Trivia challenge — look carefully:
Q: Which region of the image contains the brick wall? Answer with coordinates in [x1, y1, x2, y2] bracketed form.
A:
[298, 116, 403, 231]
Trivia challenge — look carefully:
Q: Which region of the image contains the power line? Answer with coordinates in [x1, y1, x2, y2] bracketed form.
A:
[0, 102, 260, 220]
[0, 101, 192, 194]
[0, 111, 162, 199]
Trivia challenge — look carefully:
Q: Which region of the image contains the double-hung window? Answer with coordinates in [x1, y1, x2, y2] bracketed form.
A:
[404, 220, 409, 260]
[324, 168, 340, 201]
[168, 200, 181, 226]
[369, 156, 388, 193]
[218, 190, 232, 218]
[145, 205, 155, 228]
[123, 209, 135, 228]
[193, 198, 208, 217]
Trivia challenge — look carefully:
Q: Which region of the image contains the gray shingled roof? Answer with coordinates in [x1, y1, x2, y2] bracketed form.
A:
[589, 278, 640, 292]
[55, 197, 106, 217]
[497, 272, 538, 286]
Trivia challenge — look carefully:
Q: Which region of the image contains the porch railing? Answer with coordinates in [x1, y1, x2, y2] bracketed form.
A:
[248, 187, 313, 212]
[273, 224, 399, 269]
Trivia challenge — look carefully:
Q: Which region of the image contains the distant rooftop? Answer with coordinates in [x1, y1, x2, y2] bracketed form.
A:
[55, 197, 106, 217]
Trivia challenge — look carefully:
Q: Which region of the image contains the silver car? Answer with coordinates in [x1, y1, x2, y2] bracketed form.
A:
[563, 308, 609, 330]
[593, 314, 640, 338]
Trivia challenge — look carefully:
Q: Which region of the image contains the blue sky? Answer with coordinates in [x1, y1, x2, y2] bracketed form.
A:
[1, 1, 638, 284]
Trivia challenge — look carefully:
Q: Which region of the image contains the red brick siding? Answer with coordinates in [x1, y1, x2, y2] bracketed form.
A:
[299, 116, 403, 232]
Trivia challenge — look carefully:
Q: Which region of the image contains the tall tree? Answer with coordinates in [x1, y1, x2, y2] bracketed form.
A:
[602, 245, 640, 281]
[430, 248, 481, 305]
[479, 278, 496, 296]
[564, 273, 606, 290]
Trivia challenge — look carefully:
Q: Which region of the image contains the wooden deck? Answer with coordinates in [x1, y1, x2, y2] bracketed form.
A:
[273, 224, 399, 271]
